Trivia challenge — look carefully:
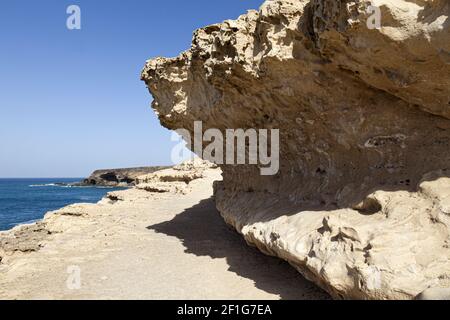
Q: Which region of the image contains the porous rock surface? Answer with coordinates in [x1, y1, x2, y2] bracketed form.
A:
[141, 0, 450, 299]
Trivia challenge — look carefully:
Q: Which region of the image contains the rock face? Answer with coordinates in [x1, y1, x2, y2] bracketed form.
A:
[141, 0, 450, 299]
[135, 158, 217, 194]
[82, 167, 169, 187]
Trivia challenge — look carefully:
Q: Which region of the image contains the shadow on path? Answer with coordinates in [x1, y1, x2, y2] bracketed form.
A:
[147, 197, 330, 300]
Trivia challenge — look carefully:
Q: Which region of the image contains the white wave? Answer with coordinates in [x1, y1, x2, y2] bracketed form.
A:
[17, 219, 39, 225]
[7, 219, 41, 229]
[28, 183, 123, 189]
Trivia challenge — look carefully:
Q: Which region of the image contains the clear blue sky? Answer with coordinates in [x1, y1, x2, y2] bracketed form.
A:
[0, 0, 263, 178]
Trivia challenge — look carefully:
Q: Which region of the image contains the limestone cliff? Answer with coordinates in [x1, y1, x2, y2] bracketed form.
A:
[141, 0, 450, 299]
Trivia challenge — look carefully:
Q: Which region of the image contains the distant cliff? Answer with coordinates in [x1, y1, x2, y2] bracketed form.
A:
[81, 166, 170, 187]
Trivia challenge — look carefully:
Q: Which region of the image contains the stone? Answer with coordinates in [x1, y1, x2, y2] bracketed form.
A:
[141, 0, 450, 299]
[81, 166, 170, 187]
[135, 158, 214, 194]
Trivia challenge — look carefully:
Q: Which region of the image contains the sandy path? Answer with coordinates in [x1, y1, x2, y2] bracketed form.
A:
[0, 170, 328, 300]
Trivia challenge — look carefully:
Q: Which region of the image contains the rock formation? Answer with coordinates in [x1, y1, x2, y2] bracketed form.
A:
[135, 158, 217, 194]
[0, 160, 216, 263]
[81, 166, 169, 187]
[141, 0, 450, 299]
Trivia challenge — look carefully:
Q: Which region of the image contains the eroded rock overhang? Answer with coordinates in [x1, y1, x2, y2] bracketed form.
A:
[141, 0, 450, 299]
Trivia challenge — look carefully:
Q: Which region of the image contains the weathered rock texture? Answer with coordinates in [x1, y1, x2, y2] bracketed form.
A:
[135, 158, 217, 194]
[142, 0, 450, 299]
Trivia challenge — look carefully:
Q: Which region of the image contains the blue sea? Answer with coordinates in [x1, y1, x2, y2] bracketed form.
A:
[0, 179, 126, 231]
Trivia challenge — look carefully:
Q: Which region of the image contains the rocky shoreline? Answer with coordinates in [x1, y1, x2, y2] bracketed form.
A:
[0, 161, 212, 262]
[0, 160, 328, 299]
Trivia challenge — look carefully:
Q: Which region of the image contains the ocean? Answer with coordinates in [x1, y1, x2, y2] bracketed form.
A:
[0, 178, 126, 231]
